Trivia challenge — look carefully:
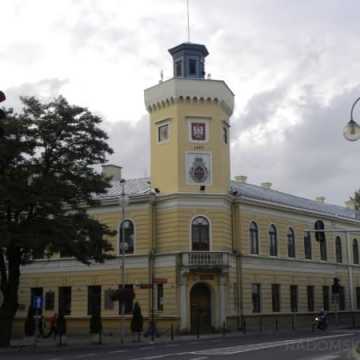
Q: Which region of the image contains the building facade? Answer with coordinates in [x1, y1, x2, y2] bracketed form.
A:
[15, 42, 360, 335]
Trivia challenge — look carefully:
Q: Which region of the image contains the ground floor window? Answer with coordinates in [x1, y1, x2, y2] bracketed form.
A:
[322, 286, 329, 311]
[339, 286, 345, 311]
[252, 284, 261, 313]
[30, 287, 43, 314]
[156, 284, 164, 312]
[118, 284, 134, 314]
[59, 286, 72, 315]
[104, 288, 115, 310]
[88, 285, 101, 316]
[45, 290, 55, 311]
[272, 284, 281, 312]
[307, 286, 315, 312]
[357, 287, 360, 310]
[290, 285, 298, 312]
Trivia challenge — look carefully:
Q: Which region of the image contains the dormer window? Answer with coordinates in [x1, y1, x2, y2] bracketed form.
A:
[175, 59, 183, 77]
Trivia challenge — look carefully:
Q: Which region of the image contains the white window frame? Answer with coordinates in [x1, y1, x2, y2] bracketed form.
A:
[157, 121, 171, 144]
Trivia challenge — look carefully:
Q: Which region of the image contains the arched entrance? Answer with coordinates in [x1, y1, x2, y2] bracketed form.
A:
[190, 283, 212, 333]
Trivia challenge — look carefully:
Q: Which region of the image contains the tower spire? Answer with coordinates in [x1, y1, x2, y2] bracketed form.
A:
[186, 0, 190, 42]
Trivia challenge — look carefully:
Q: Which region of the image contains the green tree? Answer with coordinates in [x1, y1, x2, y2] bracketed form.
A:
[131, 302, 143, 341]
[351, 190, 360, 211]
[0, 96, 115, 347]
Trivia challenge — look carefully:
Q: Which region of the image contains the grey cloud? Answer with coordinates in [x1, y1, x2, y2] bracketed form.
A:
[4, 78, 69, 111]
[231, 85, 360, 206]
[103, 116, 150, 180]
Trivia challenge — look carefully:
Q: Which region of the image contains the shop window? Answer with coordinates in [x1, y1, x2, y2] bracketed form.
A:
[272, 284, 281, 312]
[307, 286, 315, 312]
[58, 286, 71, 316]
[88, 285, 101, 316]
[322, 286, 330, 311]
[290, 285, 298, 312]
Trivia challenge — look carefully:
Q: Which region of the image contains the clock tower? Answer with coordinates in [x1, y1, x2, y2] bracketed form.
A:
[144, 43, 234, 194]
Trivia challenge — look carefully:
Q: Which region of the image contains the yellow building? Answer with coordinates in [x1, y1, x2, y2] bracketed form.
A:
[16, 42, 360, 335]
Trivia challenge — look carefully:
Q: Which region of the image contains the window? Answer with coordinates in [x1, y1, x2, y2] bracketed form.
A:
[287, 227, 296, 258]
[104, 289, 115, 310]
[45, 291, 55, 311]
[339, 286, 345, 311]
[304, 232, 312, 259]
[322, 286, 330, 311]
[88, 285, 101, 316]
[307, 286, 315, 312]
[156, 284, 164, 312]
[252, 284, 261, 313]
[272, 284, 281, 312]
[118, 284, 134, 314]
[58, 287, 71, 315]
[315, 220, 327, 261]
[290, 285, 298, 312]
[354, 239, 359, 264]
[158, 123, 169, 143]
[356, 287, 360, 310]
[249, 222, 259, 255]
[119, 220, 134, 254]
[269, 225, 278, 256]
[336, 236, 343, 263]
[189, 58, 197, 75]
[175, 59, 182, 77]
[192, 216, 210, 251]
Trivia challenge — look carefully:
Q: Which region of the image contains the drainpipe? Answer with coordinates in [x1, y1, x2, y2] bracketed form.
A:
[231, 197, 243, 329]
[346, 232, 354, 311]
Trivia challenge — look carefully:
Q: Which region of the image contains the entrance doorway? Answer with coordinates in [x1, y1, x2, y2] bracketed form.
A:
[190, 283, 212, 333]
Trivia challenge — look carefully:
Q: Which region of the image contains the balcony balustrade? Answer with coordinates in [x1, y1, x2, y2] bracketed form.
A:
[181, 251, 229, 269]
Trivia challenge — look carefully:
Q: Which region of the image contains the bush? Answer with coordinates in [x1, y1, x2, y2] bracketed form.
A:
[90, 313, 102, 334]
[24, 307, 35, 337]
[131, 302, 143, 334]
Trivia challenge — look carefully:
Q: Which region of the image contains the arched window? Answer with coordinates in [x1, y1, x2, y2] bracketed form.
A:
[250, 222, 259, 255]
[315, 220, 327, 261]
[353, 239, 359, 264]
[119, 219, 134, 254]
[269, 225, 277, 256]
[192, 216, 210, 251]
[287, 227, 296, 258]
[336, 236, 342, 263]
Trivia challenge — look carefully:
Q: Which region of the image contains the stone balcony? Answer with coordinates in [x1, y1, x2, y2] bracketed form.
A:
[180, 251, 230, 271]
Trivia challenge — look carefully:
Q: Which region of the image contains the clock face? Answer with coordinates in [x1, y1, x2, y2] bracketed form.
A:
[186, 152, 211, 185]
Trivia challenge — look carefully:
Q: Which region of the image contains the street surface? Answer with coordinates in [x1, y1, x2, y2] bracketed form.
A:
[1, 330, 360, 360]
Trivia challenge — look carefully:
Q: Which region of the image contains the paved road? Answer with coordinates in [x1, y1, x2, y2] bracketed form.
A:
[2, 330, 360, 360]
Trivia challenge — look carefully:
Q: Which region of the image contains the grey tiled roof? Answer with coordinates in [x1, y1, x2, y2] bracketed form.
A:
[95, 177, 357, 221]
[95, 178, 151, 200]
[231, 181, 357, 221]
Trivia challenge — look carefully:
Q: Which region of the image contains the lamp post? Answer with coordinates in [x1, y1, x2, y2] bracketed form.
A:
[119, 178, 129, 344]
[343, 97, 360, 141]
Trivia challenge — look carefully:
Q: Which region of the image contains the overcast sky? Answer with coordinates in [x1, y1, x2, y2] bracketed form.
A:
[2, 0, 360, 206]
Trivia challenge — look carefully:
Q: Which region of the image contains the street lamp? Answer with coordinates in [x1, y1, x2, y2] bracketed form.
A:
[119, 178, 129, 344]
[343, 97, 360, 141]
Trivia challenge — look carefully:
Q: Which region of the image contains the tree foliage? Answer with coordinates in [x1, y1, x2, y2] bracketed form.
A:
[0, 96, 115, 346]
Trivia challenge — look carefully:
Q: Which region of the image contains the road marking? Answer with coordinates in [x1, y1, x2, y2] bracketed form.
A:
[108, 349, 127, 354]
[74, 354, 97, 359]
[311, 355, 340, 360]
[191, 333, 354, 355]
[189, 357, 208, 360]
[130, 352, 187, 360]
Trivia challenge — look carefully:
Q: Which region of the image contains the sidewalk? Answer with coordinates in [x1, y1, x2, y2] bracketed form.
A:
[3, 327, 355, 353]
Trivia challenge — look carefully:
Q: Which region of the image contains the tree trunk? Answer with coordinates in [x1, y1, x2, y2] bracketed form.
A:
[0, 309, 16, 347]
[0, 247, 21, 347]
